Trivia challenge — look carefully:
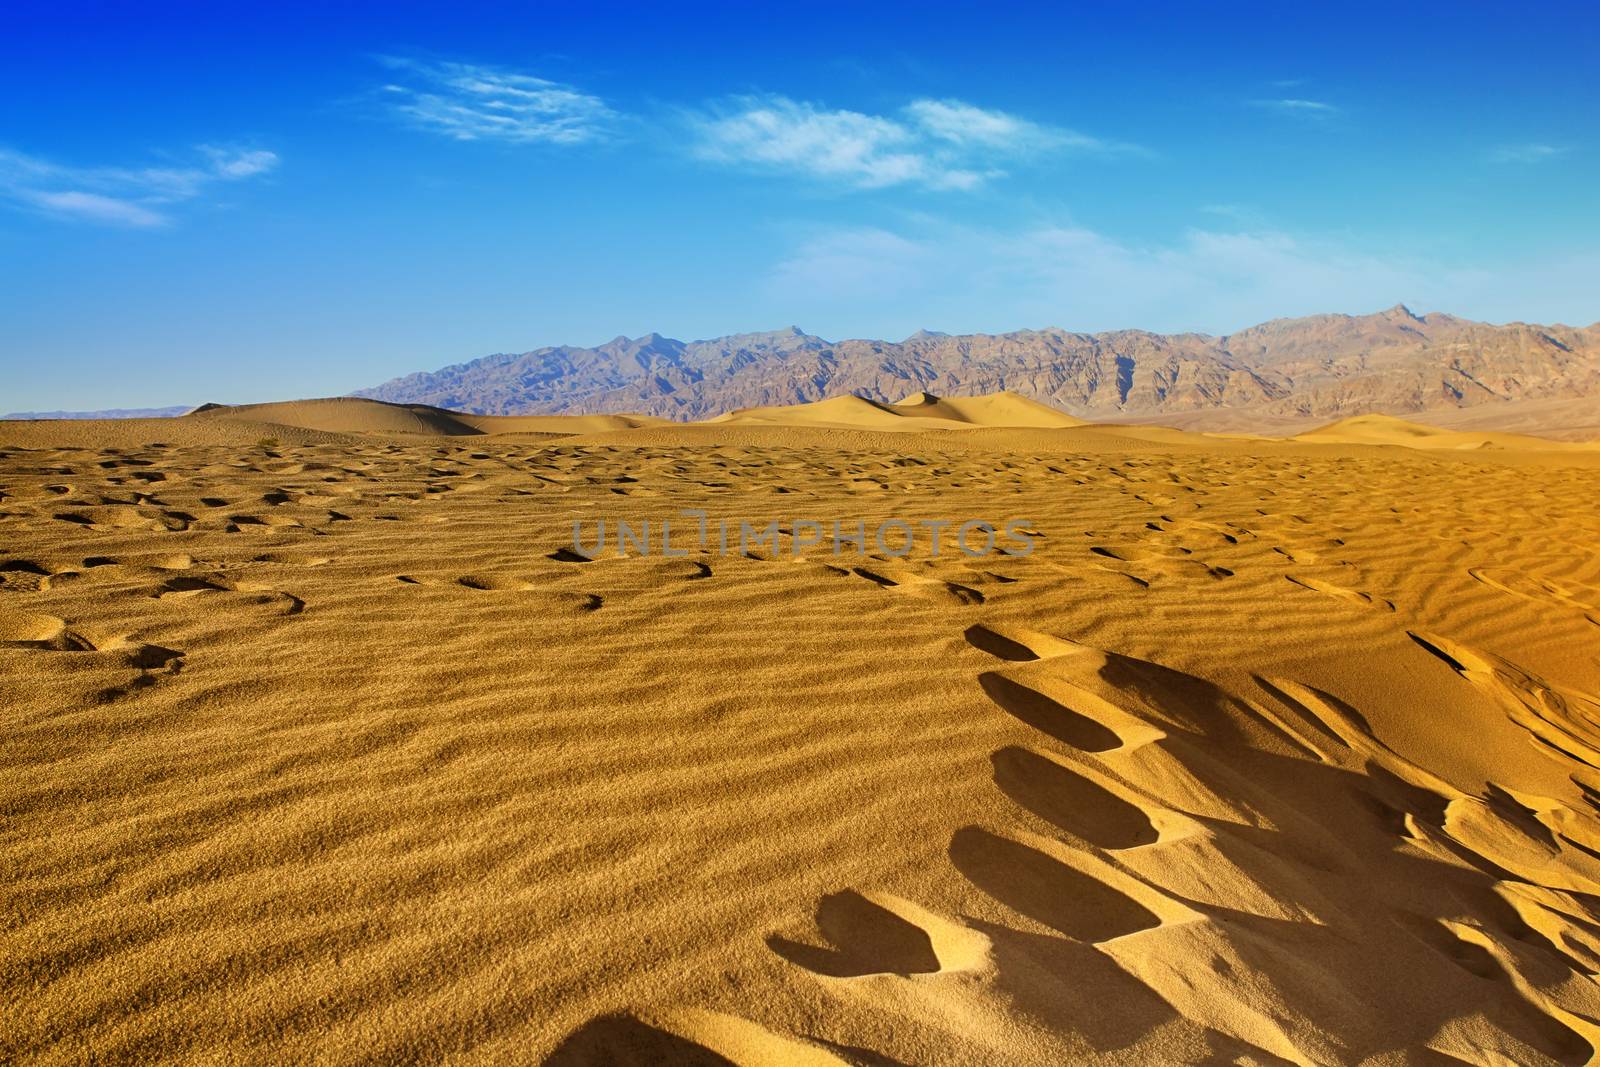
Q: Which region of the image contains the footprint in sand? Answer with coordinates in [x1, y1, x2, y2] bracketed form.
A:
[631, 559, 713, 581]
[0, 559, 52, 592]
[251, 553, 331, 567]
[225, 513, 303, 530]
[0, 611, 87, 650]
[851, 567, 985, 605]
[52, 505, 190, 532]
[397, 575, 602, 611]
[150, 573, 306, 615]
[1, 611, 183, 676]
[458, 578, 601, 609]
[455, 574, 537, 591]
[156, 575, 231, 597]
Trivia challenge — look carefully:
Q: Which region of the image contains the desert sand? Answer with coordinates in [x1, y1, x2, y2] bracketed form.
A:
[5, 394, 1600, 1064]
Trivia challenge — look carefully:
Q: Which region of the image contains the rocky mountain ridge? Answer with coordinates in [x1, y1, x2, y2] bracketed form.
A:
[356, 306, 1600, 422]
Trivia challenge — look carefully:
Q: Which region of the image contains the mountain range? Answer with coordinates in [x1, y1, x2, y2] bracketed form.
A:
[354, 305, 1600, 427]
[2, 405, 194, 421]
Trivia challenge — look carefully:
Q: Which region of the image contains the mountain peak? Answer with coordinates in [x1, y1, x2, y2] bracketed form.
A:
[1380, 303, 1425, 324]
[698, 326, 827, 348]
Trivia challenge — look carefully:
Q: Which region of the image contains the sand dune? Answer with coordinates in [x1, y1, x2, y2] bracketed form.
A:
[16, 393, 1591, 453]
[890, 390, 1089, 429]
[5, 396, 1600, 1064]
[190, 397, 490, 436]
[1294, 413, 1598, 452]
[0, 399, 674, 451]
[1120, 399, 1600, 444]
[710, 394, 959, 431]
[187, 398, 670, 440]
[710, 390, 1087, 432]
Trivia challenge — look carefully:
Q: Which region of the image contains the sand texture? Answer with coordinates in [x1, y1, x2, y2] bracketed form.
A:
[5, 397, 1600, 1064]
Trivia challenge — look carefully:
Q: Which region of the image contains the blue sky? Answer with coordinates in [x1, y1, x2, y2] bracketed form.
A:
[3, 1, 1597, 410]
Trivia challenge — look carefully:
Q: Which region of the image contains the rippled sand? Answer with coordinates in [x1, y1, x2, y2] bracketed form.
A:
[5, 406, 1600, 1064]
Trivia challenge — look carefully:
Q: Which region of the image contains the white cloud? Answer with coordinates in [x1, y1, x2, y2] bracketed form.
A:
[690, 97, 925, 187]
[0, 144, 278, 227]
[1251, 98, 1341, 118]
[1489, 143, 1570, 164]
[18, 190, 167, 228]
[377, 57, 617, 145]
[688, 94, 1131, 191]
[202, 146, 279, 178]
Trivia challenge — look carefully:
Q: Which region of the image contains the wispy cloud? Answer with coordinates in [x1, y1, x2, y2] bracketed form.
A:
[902, 99, 1116, 153]
[687, 94, 1135, 191]
[687, 97, 939, 189]
[0, 144, 278, 227]
[1489, 142, 1570, 164]
[377, 57, 617, 145]
[201, 146, 278, 178]
[1250, 98, 1341, 118]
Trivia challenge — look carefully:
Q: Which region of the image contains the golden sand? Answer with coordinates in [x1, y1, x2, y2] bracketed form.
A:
[4, 398, 1600, 1064]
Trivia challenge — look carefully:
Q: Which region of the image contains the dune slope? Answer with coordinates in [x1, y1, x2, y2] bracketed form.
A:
[190, 397, 489, 436]
[891, 390, 1089, 428]
[712, 390, 1091, 432]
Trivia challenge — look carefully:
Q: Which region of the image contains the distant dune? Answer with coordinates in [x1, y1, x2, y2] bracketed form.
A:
[707, 389, 1088, 432]
[189, 397, 488, 436]
[891, 390, 1089, 428]
[1119, 396, 1600, 443]
[1292, 413, 1597, 452]
[5, 391, 1595, 458]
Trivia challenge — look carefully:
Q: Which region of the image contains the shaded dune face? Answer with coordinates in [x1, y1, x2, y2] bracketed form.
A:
[977, 672, 1125, 752]
[3, 418, 1600, 1065]
[765, 890, 942, 977]
[989, 746, 1159, 849]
